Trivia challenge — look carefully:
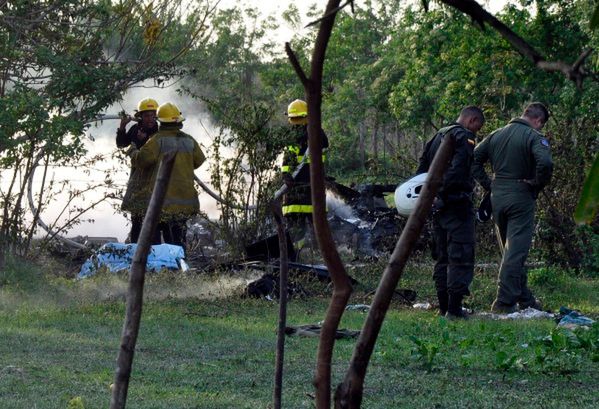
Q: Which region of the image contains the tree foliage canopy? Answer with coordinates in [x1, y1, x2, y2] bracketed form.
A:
[0, 0, 212, 252]
[1, 0, 597, 270]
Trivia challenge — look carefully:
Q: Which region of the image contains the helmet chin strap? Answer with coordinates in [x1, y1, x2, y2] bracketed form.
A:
[288, 117, 308, 125]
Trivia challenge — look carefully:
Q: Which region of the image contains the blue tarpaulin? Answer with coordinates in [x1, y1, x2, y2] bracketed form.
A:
[557, 306, 596, 328]
[78, 242, 185, 278]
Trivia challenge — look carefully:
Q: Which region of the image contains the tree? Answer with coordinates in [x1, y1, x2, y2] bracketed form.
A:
[0, 0, 213, 256]
[285, 1, 354, 406]
[336, 0, 599, 405]
[574, 0, 599, 225]
[181, 6, 294, 254]
[386, 0, 599, 268]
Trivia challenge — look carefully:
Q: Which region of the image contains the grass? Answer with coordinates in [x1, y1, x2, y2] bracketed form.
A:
[0, 256, 598, 408]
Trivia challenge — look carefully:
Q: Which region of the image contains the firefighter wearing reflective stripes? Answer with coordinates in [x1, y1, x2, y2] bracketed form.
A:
[282, 124, 328, 244]
[129, 102, 206, 247]
[282, 125, 328, 213]
[282, 99, 329, 245]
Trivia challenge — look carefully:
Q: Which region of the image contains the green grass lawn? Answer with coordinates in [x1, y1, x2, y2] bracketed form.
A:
[0, 257, 597, 409]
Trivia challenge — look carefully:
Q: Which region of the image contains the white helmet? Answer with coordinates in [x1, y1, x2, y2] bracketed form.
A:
[394, 173, 428, 217]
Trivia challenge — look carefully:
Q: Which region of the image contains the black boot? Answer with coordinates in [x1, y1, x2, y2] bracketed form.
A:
[446, 293, 468, 320]
[437, 291, 448, 316]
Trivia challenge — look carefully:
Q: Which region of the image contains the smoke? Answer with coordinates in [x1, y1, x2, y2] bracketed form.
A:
[326, 192, 358, 221]
[0, 268, 262, 312]
[32, 81, 224, 242]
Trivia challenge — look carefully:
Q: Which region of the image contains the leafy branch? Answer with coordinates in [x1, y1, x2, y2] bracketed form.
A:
[438, 0, 597, 88]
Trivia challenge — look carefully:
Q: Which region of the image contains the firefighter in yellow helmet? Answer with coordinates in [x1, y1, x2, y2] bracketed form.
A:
[118, 97, 160, 243]
[128, 102, 206, 250]
[282, 99, 329, 258]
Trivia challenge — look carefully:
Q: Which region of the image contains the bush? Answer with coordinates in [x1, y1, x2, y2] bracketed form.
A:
[0, 255, 43, 291]
[576, 225, 599, 277]
[528, 267, 571, 289]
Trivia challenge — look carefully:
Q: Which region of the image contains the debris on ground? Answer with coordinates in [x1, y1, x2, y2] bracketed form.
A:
[285, 262, 336, 282]
[245, 273, 277, 299]
[244, 231, 297, 262]
[395, 288, 418, 304]
[284, 324, 360, 339]
[365, 288, 416, 305]
[345, 304, 371, 312]
[556, 306, 595, 329]
[243, 273, 308, 300]
[326, 180, 436, 257]
[478, 307, 554, 320]
[237, 259, 357, 285]
[413, 302, 432, 310]
[77, 242, 186, 278]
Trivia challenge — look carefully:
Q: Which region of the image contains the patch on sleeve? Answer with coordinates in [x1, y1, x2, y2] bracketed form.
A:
[540, 138, 550, 147]
[468, 138, 475, 145]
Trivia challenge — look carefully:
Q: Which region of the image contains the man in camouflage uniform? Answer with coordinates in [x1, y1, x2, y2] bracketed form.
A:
[416, 106, 485, 319]
[473, 102, 553, 313]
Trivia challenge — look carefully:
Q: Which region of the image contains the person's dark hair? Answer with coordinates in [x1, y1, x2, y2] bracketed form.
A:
[523, 102, 549, 124]
[460, 105, 485, 123]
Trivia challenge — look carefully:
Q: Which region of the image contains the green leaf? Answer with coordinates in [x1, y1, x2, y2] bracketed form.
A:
[574, 153, 599, 224]
[590, 3, 599, 30]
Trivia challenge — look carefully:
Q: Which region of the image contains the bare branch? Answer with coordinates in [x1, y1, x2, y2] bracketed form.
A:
[285, 42, 310, 88]
[305, 0, 355, 28]
[271, 200, 289, 409]
[301, 1, 355, 408]
[336, 134, 456, 409]
[572, 48, 593, 70]
[286, 1, 354, 407]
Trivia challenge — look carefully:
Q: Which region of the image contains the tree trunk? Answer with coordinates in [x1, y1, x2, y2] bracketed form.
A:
[359, 122, 366, 169]
[335, 136, 455, 409]
[271, 199, 289, 409]
[110, 152, 176, 409]
[286, 1, 353, 407]
[371, 121, 378, 163]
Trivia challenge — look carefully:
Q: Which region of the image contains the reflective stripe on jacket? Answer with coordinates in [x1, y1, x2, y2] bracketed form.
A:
[281, 125, 329, 214]
[282, 204, 313, 215]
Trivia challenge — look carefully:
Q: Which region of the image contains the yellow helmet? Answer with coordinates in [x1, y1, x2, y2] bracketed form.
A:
[157, 102, 185, 123]
[136, 98, 159, 114]
[287, 99, 308, 118]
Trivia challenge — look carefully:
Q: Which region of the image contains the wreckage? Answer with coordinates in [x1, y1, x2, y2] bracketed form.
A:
[240, 178, 430, 263]
[168, 176, 435, 273]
